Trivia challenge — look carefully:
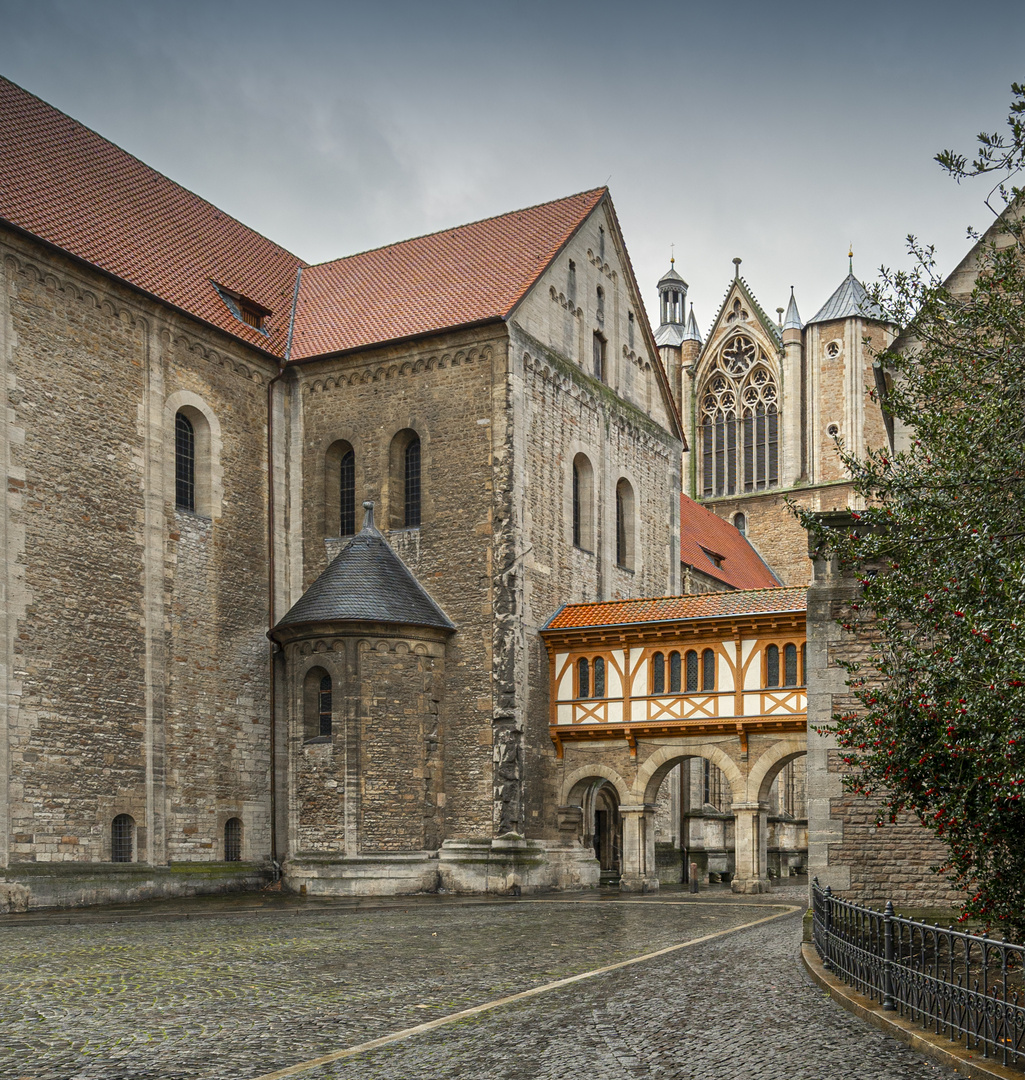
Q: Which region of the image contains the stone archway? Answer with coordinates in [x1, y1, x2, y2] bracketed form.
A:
[559, 767, 630, 885]
[750, 741, 808, 882]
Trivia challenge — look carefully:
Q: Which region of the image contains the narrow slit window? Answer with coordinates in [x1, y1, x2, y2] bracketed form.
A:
[339, 449, 356, 536]
[702, 649, 715, 691]
[669, 651, 682, 693]
[319, 675, 333, 737]
[801, 643, 807, 685]
[651, 652, 665, 694]
[784, 643, 798, 687]
[175, 411, 195, 512]
[685, 650, 699, 692]
[766, 644, 780, 688]
[224, 818, 242, 861]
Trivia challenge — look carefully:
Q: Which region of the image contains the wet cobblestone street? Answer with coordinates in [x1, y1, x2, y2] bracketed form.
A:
[0, 886, 957, 1080]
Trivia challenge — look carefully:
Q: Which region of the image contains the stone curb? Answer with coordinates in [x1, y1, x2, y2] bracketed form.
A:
[800, 942, 1022, 1080]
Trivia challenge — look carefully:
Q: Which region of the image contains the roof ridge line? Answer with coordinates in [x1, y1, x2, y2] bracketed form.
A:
[304, 187, 609, 270]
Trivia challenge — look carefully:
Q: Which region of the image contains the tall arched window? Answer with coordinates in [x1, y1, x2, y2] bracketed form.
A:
[734, 512, 746, 536]
[571, 453, 594, 551]
[404, 437, 421, 527]
[325, 440, 358, 538]
[615, 478, 635, 570]
[224, 818, 242, 862]
[111, 814, 135, 863]
[700, 336, 779, 497]
[784, 643, 798, 687]
[577, 657, 590, 699]
[389, 429, 422, 529]
[339, 449, 356, 535]
[303, 666, 333, 741]
[765, 644, 780, 688]
[686, 650, 699, 692]
[702, 649, 715, 691]
[593, 657, 606, 697]
[175, 411, 195, 512]
[651, 652, 665, 694]
[669, 651, 682, 693]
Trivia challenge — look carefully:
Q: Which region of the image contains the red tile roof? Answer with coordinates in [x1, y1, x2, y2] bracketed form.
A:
[0, 76, 304, 356]
[679, 494, 780, 589]
[290, 189, 607, 359]
[542, 586, 807, 631]
[0, 77, 609, 363]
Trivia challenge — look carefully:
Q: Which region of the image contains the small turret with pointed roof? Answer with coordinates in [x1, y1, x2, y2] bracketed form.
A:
[682, 303, 702, 344]
[270, 502, 454, 639]
[782, 287, 802, 332]
[654, 255, 689, 347]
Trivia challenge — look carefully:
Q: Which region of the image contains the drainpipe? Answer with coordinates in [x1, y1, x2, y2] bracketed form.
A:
[267, 266, 303, 866]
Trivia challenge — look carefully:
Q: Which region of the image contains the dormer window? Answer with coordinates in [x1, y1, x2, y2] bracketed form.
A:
[213, 283, 271, 335]
[701, 546, 725, 570]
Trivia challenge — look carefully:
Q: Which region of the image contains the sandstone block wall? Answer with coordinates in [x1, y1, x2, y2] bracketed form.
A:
[294, 328, 504, 845]
[806, 552, 961, 908]
[1, 229, 274, 893]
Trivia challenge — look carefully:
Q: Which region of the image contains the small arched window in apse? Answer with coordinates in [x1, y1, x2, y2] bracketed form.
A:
[702, 649, 715, 691]
[669, 651, 682, 693]
[339, 448, 356, 536]
[765, 644, 780, 688]
[734, 512, 746, 536]
[784, 643, 798, 688]
[319, 675, 333, 736]
[651, 652, 665, 695]
[224, 818, 242, 862]
[175, 411, 195, 512]
[685, 650, 699, 692]
[593, 657, 606, 697]
[577, 657, 590, 699]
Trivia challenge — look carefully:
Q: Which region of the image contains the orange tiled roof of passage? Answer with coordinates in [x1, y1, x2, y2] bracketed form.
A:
[0, 76, 305, 356]
[543, 586, 807, 631]
[679, 494, 780, 590]
[289, 189, 607, 359]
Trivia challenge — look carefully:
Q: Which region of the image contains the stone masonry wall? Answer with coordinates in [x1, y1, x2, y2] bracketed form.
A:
[295, 327, 504, 844]
[1, 229, 274, 892]
[806, 549, 961, 908]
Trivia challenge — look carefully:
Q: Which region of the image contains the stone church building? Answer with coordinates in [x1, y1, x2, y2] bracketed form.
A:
[0, 76, 686, 908]
[0, 74, 963, 911]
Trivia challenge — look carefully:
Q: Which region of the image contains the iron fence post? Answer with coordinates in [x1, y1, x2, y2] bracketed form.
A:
[882, 900, 895, 1010]
[823, 885, 833, 971]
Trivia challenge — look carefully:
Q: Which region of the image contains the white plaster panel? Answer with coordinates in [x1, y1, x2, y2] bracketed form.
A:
[606, 701, 623, 724]
[556, 655, 572, 701]
[742, 639, 760, 690]
[606, 665, 623, 699]
[557, 704, 573, 725]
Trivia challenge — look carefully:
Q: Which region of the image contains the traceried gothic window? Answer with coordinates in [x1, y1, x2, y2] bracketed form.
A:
[700, 335, 779, 497]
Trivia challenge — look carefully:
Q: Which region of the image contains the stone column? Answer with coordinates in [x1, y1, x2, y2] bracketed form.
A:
[732, 801, 771, 893]
[619, 803, 658, 892]
[781, 327, 803, 486]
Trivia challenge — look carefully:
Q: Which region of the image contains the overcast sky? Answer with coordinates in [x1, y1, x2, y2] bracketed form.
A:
[1, 0, 1023, 333]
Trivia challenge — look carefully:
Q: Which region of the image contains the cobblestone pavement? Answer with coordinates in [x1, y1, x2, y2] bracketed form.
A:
[0, 886, 958, 1080]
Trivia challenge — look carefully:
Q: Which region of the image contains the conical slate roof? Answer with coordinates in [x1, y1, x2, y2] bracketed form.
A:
[658, 263, 688, 289]
[271, 504, 455, 635]
[808, 273, 887, 325]
[782, 288, 803, 331]
[682, 304, 702, 343]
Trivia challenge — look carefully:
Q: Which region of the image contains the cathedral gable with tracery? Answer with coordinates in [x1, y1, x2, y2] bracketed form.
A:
[698, 328, 779, 498]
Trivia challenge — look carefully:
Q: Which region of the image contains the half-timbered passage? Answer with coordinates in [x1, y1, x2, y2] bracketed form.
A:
[540, 587, 807, 757]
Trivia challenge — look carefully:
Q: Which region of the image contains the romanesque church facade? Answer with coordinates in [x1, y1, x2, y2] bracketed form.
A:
[0, 76, 683, 908]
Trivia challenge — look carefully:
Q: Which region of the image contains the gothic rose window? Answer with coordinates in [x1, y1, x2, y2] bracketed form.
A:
[700, 337, 779, 497]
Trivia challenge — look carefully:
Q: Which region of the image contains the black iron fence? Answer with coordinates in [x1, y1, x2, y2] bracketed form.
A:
[811, 879, 1025, 1069]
